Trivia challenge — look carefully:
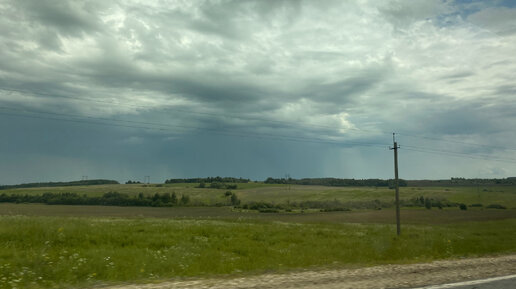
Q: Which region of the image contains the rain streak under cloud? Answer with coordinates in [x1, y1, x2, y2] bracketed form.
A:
[1, 0, 516, 184]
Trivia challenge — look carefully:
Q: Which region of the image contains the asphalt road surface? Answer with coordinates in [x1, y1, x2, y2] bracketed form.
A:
[413, 274, 516, 289]
[101, 255, 516, 289]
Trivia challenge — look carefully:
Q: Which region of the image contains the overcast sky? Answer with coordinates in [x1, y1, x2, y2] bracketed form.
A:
[1, 0, 516, 184]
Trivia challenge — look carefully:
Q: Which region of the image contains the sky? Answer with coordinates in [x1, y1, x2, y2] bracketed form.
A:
[1, 0, 516, 184]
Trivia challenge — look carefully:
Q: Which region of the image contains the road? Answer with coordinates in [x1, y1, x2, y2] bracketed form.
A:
[413, 274, 516, 289]
[101, 255, 516, 289]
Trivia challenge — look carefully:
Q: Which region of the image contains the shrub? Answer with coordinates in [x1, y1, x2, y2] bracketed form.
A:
[230, 193, 240, 206]
[486, 204, 507, 209]
[258, 208, 279, 213]
[209, 182, 224, 189]
[320, 207, 351, 212]
[459, 203, 467, 210]
[424, 198, 432, 210]
[180, 194, 190, 205]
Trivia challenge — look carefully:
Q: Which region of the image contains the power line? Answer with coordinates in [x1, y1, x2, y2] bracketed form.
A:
[3, 87, 516, 156]
[4, 87, 516, 153]
[396, 132, 516, 152]
[403, 144, 516, 162]
[0, 109, 390, 148]
[403, 147, 516, 164]
[0, 106, 389, 146]
[5, 105, 515, 165]
[0, 86, 376, 133]
[2, 105, 515, 165]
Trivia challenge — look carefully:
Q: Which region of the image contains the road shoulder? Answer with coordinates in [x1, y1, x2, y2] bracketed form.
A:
[101, 254, 516, 289]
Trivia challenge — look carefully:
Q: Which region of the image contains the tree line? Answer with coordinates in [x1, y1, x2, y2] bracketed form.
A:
[165, 177, 250, 184]
[0, 179, 119, 190]
[406, 177, 516, 187]
[264, 177, 408, 187]
[0, 192, 190, 207]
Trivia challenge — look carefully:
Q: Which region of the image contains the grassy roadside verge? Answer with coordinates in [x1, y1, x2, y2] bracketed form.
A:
[1, 216, 515, 288]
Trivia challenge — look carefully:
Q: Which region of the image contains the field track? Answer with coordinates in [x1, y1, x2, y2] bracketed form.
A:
[100, 254, 516, 289]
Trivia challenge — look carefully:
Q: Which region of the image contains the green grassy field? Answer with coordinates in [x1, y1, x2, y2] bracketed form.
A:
[1, 203, 515, 224]
[1, 183, 515, 288]
[1, 216, 515, 289]
[3, 183, 516, 208]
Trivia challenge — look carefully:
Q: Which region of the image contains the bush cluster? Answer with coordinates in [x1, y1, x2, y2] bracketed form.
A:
[0, 192, 190, 207]
[165, 177, 249, 184]
[264, 177, 408, 187]
[240, 199, 386, 212]
[405, 196, 458, 209]
[486, 204, 507, 209]
[206, 182, 238, 189]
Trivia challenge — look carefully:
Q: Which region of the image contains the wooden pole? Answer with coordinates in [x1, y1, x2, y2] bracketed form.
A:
[391, 133, 401, 236]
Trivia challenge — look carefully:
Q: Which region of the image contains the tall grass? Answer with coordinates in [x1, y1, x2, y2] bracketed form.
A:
[0, 216, 515, 288]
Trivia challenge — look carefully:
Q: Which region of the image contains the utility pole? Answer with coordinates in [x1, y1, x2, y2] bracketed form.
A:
[390, 133, 401, 236]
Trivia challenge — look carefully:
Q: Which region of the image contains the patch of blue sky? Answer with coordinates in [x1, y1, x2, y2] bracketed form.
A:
[452, 0, 516, 10]
[434, 0, 515, 28]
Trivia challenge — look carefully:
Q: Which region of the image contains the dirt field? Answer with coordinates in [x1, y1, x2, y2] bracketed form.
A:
[101, 254, 516, 289]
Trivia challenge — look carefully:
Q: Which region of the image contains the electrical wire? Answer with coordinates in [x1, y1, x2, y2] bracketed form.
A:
[0, 87, 380, 134]
[396, 131, 516, 152]
[0, 109, 390, 148]
[4, 87, 515, 152]
[402, 144, 516, 162]
[2, 106, 516, 165]
[2, 87, 516, 163]
[403, 147, 516, 164]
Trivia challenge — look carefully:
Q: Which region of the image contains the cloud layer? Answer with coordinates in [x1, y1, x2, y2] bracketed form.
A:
[1, 0, 515, 183]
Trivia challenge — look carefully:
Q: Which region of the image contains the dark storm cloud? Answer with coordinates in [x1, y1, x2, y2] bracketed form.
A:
[302, 70, 388, 105]
[419, 105, 500, 135]
[16, 0, 102, 36]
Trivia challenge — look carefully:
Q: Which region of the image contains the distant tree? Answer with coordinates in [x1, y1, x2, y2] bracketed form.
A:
[210, 182, 224, 189]
[171, 192, 178, 205]
[424, 198, 432, 210]
[230, 193, 240, 206]
[180, 194, 190, 205]
[161, 193, 171, 204]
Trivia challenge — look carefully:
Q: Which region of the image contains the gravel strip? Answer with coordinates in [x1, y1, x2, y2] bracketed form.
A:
[101, 254, 516, 289]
